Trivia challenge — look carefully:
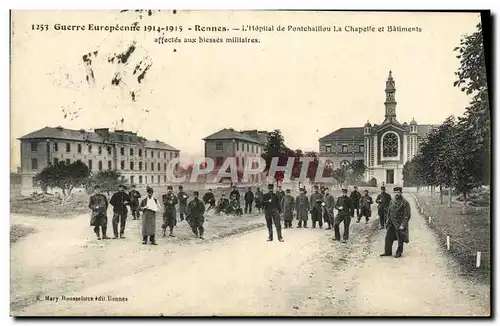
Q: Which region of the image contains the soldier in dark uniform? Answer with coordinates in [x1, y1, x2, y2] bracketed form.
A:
[334, 187, 354, 243]
[202, 189, 216, 210]
[358, 189, 373, 223]
[380, 187, 411, 258]
[128, 184, 141, 220]
[162, 186, 178, 237]
[216, 194, 230, 215]
[88, 185, 110, 240]
[186, 191, 206, 239]
[376, 186, 392, 229]
[177, 185, 189, 221]
[261, 184, 284, 242]
[276, 185, 285, 208]
[350, 186, 362, 218]
[309, 185, 324, 228]
[230, 186, 240, 203]
[254, 187, 263, 214]
[295, 188, 309, 228]
[282, 189, 295, 228]
[323, 187, 335, 230]
[109, 184, 130, 239]
[244, 187, 254, 214]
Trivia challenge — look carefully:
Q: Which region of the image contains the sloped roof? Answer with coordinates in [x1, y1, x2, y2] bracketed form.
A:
[203, 128, 262, 144]
[19, 126, 179, 151]
[319, 127, 364, 141]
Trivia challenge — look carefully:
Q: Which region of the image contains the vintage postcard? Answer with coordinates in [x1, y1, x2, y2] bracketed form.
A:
[10, 10, 491, 317]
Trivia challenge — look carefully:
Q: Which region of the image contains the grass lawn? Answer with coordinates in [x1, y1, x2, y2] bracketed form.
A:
[414, 192, 490, 283]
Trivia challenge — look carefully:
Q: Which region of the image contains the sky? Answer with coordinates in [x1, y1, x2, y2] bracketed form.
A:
[10, 10, 482, 171]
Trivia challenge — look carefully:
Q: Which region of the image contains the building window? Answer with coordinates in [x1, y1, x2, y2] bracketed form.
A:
[131, 176, 135, 184]
[216, 142, 223, 152]
[164, 151, 166, 159]
[157, 162, 160, 171]
[120, 161, 125, 170]
[151, 162, 154, 171]
[157, 151, 160, 159]
[119, 135, 124, 141]
[66, 143, 71, 152]
[145, 150, 148, 157]
[216, 157, 224, 167]
[236, 157, 239, 167]
[31, 158, 38, 170]
[139, 149, 142, 157]
[151, 151, 154, 158]
[53, 142, 58, 152]
[241, 157, 245, 167]
[139, 162, 143, 171]
[251, 144, 254, 153]
[157, 175, 160, 184]
[325, 160, 334, 170]
[107, 146, 112, 155]
[88, 160, 93, 170]
[174, 152, 178, 158]
[325, 145, 332, 152]
[170, 152, 173, 159]
[77, 144, 82, 153]
[383, 133, 398, 158]
[151, 176, 154, 183]
[108, 161, 112, 170]
[30, 142, 38, 152]
[120, 147, 125, 156]
[88, 145, 92, 153]
[66, 159, 70, 164]
[236, 141, 239, 151]
[130, 162, 134, 170]
[341, 145, 348, 153]
[359, 145, 364, 153]
[130, 148, 134, 156]
[164, 175, 167, 183]
[98, 161, 103, 170]
[139, 175, 143, 184]
[53, 158, 59, 165]
[98, 146, 102, 154]
[164, 163, 167, 171]
[247, 143, 249, 152]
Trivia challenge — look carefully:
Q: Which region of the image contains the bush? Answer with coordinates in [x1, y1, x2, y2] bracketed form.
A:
[368, 177, 377, 187]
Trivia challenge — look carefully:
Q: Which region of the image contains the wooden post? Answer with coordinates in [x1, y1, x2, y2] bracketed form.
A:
[446, 236, 450, 250]
[476, 252, 481, 268]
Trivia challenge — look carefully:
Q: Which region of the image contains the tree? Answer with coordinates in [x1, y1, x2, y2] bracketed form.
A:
[261, 129, 295, 183]
[350, 160, 367, 183]
[402, 154, 426, 188]
[89, 170, 128, 194]
[35, 160, 90, 201]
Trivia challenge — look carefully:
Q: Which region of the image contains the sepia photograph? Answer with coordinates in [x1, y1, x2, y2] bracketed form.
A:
[9, 9, 491, 317]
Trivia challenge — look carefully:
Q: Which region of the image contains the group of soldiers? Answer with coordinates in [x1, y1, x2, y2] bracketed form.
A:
[88, 182, 411, 258]
[88, 184, 207, 245]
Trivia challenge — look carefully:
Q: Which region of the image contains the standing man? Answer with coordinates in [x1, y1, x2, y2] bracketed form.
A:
[282, 189, 295, 229]
[309, 185, 324, 228]
[358, 190, 373, 224]
[139, 186, 159, 245]
[350, 186, 362, 218]
[380, 187, 411, 258]
[334, 187, 354, 243]
[128, 184, 141, 220]
[186, 191, 206, 239]
[376, 186, 392, 229]
[244, 187, 254, 214]
[261, 184, 284, 242]
[109, 184, 130, 239]
[276, 185, 286, 208]
[323, 187, 335, 230]
[295, 188, 309, 228]
[162, 186, 178, 237]
[230, 185, 240, 203]
[177, 185, 189, 222]
[254, 187, 263, 214]
[88, 185, 110, 240]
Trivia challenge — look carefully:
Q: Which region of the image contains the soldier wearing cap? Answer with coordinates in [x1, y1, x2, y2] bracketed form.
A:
[309, 185, 324, 228]
[109, 184, 130, 239]
[261, 183, 284, 242]
[350, 186, 362, 218]
[186, 191, 206, 239]
[177, 185, 189, 222]
[282, 189, 295, 228]
[334, 187, 354, 242]
[323, 187, 335, 230]
[380, 187, 411, 258]
[139, 186, 159, 245]
[162, 185, 178, 237]
[295, 187, 309, 228]
[128, 184, 142, 220]
[88, 185, 110, 240]
[376, 186, 392, 229]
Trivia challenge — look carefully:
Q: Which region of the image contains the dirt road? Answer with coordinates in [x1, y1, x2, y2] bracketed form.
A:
[11, 195, 490, 316]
